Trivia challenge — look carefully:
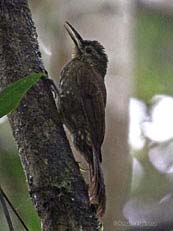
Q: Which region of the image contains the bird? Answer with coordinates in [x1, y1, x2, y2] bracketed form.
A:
[58, 21, 108, 217]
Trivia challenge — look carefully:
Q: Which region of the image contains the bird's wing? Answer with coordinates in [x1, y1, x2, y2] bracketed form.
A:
[77, 64, 106, 160]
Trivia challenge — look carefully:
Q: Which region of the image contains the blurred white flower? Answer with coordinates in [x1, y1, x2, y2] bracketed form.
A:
[143, 95, 173, 142]
[149, 141, 173, 174]
[123, 195, 173, 226]
[129, 98, 147, 150]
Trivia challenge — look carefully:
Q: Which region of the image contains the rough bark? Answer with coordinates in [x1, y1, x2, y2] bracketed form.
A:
[0, 1, 99, 230]
[33, 0, 133, 230]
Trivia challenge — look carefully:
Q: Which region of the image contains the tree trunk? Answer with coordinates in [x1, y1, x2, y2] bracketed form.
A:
[42, 0, 134, 230]
[0, 1, 99, 230]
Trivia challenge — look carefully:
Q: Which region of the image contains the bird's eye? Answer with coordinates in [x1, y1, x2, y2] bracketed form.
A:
[85, 47, 92, 54]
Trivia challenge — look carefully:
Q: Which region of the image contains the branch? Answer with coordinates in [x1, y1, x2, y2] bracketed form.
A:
[0, 187, 14, 231]
[0, 186, 29, 231]
[0, 0, 99, 230]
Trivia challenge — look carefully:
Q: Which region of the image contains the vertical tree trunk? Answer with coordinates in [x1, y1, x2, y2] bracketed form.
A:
[0, 1, 99, 230]
[42, 0, 134, 230]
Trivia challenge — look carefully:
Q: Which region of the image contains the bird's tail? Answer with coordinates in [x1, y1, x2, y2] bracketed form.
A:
[89, 147, 106, 217]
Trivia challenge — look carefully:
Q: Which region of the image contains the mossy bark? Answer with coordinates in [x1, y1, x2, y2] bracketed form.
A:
[0, 1, 99, 230]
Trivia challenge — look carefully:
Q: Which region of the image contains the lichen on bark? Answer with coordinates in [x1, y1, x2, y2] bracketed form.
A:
[0, 0, 99, 230]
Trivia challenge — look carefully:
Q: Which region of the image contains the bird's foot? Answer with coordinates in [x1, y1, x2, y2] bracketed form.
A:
[44, 78, 60, 98]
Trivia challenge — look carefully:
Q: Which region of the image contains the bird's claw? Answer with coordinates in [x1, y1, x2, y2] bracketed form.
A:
[45, 78, 60, 99]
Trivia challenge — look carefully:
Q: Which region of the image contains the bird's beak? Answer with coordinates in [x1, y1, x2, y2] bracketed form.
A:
[64, 21, 83, 50]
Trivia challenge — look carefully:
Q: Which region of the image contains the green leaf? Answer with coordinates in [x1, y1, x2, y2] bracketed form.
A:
[0, 73, 46, 118]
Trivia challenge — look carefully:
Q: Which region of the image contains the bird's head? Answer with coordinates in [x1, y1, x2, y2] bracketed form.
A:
[65, 21, 108, 78]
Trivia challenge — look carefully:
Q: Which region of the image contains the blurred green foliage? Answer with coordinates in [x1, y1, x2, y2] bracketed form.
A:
[1, 5, 173, 231]
[135, 9, 173, 102]
[132, 7, 173, 218]
[0, 73, 45, 230]
[0, 122, 40, 230]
